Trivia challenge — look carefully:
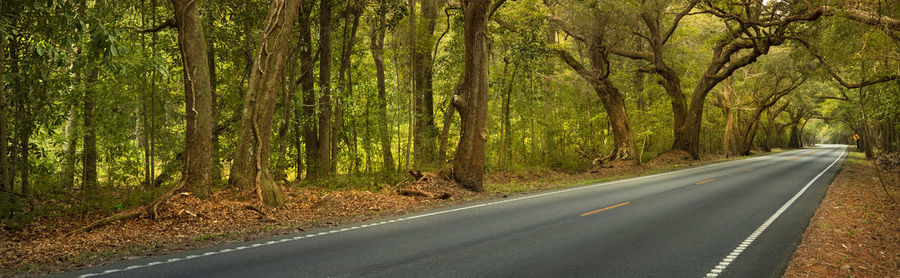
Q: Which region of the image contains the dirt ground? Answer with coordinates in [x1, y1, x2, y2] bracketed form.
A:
[783, 152, 900, 278]
[0, 149, 786, 277]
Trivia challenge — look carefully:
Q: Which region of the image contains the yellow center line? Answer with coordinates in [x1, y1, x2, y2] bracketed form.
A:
[744, 168, 755, 172]
[787, 149, 824, 160]
[770, 162, 777, 165]
[696, 178, 715, 184]
[580, 202, 630, 217]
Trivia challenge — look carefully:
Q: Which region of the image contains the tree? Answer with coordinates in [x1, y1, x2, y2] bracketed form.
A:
[413, 0, 441, 167]
[671, 1, 826, 159]
[172, 0, 214, 199]
[451, 0, 497, 191]
[543, 0, 637, 162]
[230, 0, 302, 207]
[0, 38, 7, 193]
[317, 0, 334, 177]
[610, 0, 697, 153]
[370, 0, 399, 175]
[298, 0, 318, 180]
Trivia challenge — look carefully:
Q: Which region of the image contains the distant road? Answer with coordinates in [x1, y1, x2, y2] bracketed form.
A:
[64, 145, 846, 278]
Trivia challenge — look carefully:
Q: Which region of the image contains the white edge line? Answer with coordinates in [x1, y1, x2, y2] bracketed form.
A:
[703, 146, 846, 277]
[77, 148, 824, 278]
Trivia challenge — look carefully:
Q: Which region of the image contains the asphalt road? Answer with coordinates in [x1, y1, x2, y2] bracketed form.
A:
[62, 145, 847, 278]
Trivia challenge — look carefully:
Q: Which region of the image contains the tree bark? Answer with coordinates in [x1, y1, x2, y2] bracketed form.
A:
[0, 39, 8, 192]
[414, 0, 438, 167]
[172, 0, 214, 199]
[298, 0, 318, 180]
[317, 0, 333, 176]
[83, 65, 99, 196]
[452, 0, 490, 192]
[593, 80, 637, 161]
[369, 3, 395, 174]
[62, 105, 77, 189]
[230, 0, 301, 207]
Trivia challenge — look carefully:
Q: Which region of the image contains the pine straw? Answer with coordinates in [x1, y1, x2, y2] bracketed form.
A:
[1, 180, 473, 276]
[783, 155, 900, 278]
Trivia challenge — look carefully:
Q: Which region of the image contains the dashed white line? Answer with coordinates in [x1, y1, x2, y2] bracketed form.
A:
[704, 146, 845, 277]
[77, 148, 814, 278]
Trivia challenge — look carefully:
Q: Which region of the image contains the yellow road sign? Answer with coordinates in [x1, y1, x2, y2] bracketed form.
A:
[853, 134, 860, 141]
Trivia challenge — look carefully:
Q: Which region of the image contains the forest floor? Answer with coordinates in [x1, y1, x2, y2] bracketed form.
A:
[0, 149, 783, 277]
[784, 151, 900, 278]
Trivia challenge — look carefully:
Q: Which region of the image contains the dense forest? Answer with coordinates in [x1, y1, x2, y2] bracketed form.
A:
[0, 0, 897, 219]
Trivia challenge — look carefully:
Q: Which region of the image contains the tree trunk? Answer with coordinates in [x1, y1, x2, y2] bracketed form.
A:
[275, 53, 295, 181]
[83, 65, 99, 196]
[0, 39, 8, 192]
[788, 123, 802, 149]
[208, 35, 223, 187]
[414, 0, 438, 167]
[335, 3, 363, 174]
[230, 0, 300, 207]
[452, 0, 490, 192]
[317, 0, 333, 176]
[173, 0, 214, 199]
[593, 80, 636, 161]
[551, 37, 636, 162]
[672, 36, 769, 159]
[298, 0, 317, 180]
[369, 6, 395, 174]
[500, 61, 517, 170]
[62, 106, 77, 189]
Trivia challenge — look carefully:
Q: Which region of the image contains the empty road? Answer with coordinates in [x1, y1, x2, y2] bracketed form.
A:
[64, 145, 847, 278]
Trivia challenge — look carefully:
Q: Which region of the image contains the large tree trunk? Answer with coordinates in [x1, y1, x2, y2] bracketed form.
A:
[230, 0, 300, 207]
[761, 102, 789, 152]
[297, 0, 317, 180]
[369, 6, 395, 174]
[317, 0, 333, 176]
[172, 0, 214, 199]
[593, 80, 636, 161]
[452, 0, 490, 192]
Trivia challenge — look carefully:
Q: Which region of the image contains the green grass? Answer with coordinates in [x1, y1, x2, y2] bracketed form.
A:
[192, 232, 227, 241]
[847, 151, 867, 165]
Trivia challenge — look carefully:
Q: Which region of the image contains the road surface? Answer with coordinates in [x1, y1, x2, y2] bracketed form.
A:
[63, 145, 847, 278]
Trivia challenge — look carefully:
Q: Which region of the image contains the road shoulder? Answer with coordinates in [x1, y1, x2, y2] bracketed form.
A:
[783, 151, 900, 277]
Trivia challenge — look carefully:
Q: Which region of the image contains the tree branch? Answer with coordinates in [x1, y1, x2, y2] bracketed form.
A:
[136, 18, 175, 33]
[610, 47, 653, 61]
[550, 47, 598, 85]
[662, 0, 699, 44]
[791, 37, 900, 89]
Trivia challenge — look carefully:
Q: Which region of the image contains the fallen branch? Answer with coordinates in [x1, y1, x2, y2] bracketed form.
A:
[64, 181, 185, 237]
[63, 206, 146, 237]
[398, 188, 434, 198]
